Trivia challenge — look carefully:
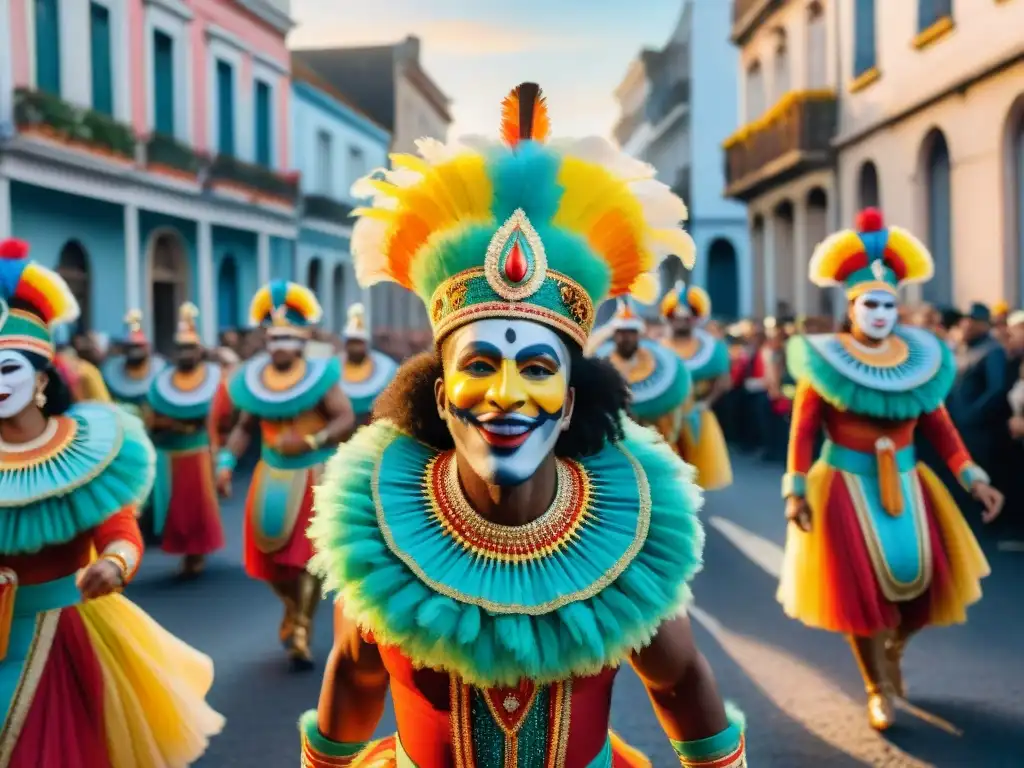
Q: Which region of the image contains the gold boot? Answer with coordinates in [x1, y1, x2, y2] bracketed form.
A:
[289, 571, 322, 671]
[848, 634, 896, 731]
[884, 634, 907, 699]
[270, 581, 298, 647]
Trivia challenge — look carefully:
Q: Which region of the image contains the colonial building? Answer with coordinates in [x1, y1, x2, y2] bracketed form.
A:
[725, 0, 837, 320]
[614, 0, 751, 322]
[290, 57, 390, 337]
[835, 0, 1024, 309]
[0, 0, 300, 353]
[292, 36, 451, 341]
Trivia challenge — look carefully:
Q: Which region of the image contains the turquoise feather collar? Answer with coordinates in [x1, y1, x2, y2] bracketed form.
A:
[147, 362, 221, 420]
[229, 354, 342, 420]
[786, 326, 955, 419]
[340, 351, 397, 417]
[0, 404, 155, 554]
[666, 330, 729, 382]
[309, 419, 705, 687]
[102, 355, 167, 403]
[596, 339, 692, 421]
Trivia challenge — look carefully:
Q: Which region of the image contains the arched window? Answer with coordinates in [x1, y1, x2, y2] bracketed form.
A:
[706, 239, 739, 320]
[332, 264, 346, 333]
[918, 0, 952, 33]
[773, 30, 790, 100]
[307, 258, 322, 296]
[858, 160, 881, 209]
[806, 3, 827, 89]
[922, 131, 953, 305]
[217, 256, 239, 331]
[745, 60, 764, 121]
[57, 241, 91, 335]
[854, 0, 877, 77]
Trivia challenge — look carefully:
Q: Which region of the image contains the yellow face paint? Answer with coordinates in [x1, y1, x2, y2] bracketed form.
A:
[446, 358, 567, 419]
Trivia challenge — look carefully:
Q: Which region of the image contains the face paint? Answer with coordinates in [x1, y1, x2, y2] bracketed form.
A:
[0, 350, 38, 419]
[852, 289, 898, 340]
[441, 319, 571, 487]
[267, 338, 304, 353]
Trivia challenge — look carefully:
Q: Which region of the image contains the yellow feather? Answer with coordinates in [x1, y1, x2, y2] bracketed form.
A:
[629, 272, 661, 305]
[808, 230, 864, 287]
[390, 153, 432, 175]
[886, 226, 935, 285]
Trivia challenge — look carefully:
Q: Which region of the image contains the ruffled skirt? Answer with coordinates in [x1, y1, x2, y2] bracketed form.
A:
[157, 448, 225, 556]
[0, 577, 223, 767]
[243, 460, 316, 582]
[676, 408, 733, 491]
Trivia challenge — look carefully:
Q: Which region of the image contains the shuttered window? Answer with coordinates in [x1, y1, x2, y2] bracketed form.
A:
[89, 2, 113, 115]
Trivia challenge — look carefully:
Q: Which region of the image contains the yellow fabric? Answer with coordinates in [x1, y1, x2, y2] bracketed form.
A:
[77, 360, 112, 403]
[777, 460, 835, 630]
[76, 593, 224, 768]
[677, 408, 732, 490]
[915, 462, 990, 625]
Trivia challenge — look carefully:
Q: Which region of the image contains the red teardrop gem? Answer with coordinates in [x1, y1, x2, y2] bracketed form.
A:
[504, 237, 528, 283]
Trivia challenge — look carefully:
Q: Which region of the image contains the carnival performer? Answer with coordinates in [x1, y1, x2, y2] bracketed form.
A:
[103, 309, 167, 418]
[780, 208, 1002, 731]
[339, 303, 396, 426]
[661, 281, 733, 490]
[0, 238, 223, 767]
[54, 323, 112, 403]
[299, 82, 747, 768]
[146, 303, 225, 577]
[216, 281, 354, 669]
[594, 297, 692, 444]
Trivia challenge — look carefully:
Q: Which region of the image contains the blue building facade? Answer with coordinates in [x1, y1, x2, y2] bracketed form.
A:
[290, 60, 391, 336]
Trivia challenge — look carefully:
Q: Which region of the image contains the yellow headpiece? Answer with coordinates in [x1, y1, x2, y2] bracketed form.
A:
[248, 280, 322, 338]
[344, 303, 369, 341]
[660, 281, 711, 322]
[174, 302, 201, 345]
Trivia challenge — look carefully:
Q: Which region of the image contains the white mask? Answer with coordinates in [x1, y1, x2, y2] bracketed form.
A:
[267, 338, 304, 353]
[440, 319, 572, 487]
[0, 350, 38, 419]
[852, 289, 899, 340]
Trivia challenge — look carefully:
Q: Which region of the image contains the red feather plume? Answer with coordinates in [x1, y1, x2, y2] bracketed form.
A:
[500, 83, 551, 146]
[0, 239, 29, 260]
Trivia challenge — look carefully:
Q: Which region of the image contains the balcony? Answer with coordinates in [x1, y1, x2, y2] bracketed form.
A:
[732, 0, 784, 45]
[302, 194, 354, 224]
[723, 90, 837, 202]
[613, 107, 645, 148]
[14, 88, 135, 161]
[208, 154, 300, 207]
[144, 133, 206, 181]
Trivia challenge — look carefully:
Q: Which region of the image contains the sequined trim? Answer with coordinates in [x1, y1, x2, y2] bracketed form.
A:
[0, 336, 52, 360]
[484, 208, 549, 302]
[547, 681, 573, 768]
[678, 737, 747, 767]
[372, 442, 652, 616]
[426, 453, 590, 563]
[0, 610, 60, 766]
[450, 679, 477, 768]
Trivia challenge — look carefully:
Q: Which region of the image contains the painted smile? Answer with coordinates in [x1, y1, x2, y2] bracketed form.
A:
[0, 394, 9, 403]
[473, 413, 537, 450]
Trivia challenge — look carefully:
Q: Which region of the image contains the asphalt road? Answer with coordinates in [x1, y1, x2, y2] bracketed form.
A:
[127, 452, 1024, 767]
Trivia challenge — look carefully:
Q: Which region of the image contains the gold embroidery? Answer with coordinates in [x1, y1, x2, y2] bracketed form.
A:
[483, 209, 549, 301]
[559, 283, 592, 328]
[547, 680, 573, 768]
[447, 281, 469, 312]
[0, 610, 60, 765]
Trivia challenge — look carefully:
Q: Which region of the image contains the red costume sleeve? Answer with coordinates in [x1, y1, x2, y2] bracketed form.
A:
[786, 379, 824, 476]
[917, 406, 974, 478]
[92, 508, 144, 581]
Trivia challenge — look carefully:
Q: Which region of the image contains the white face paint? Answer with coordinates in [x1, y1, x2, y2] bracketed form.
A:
[440, 319, 572, 487]
[852, 289, 899, 340]
[0, 350, 38, 419]
[267, 338, 304, 353]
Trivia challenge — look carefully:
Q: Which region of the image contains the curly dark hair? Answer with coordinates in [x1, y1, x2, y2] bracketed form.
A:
[20, 352, 73, 417]
[372, 344, 629, 458]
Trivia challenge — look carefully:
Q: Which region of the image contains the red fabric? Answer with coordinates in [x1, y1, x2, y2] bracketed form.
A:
[917, 406, 973, 476]
[0, 536, 93, 585]
[161, 451, 225, 556]
[563, 668, 618, 768]
[9, 609, 111, 768]
[821, 471, 953, 636]
[787, 380, 825, 475]
[729, 352, 749, 388]
[209, 378, 236, 452]
[242, 470, 315, 581]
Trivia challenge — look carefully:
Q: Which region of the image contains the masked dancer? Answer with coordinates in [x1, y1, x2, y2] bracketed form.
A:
[103, 309, 166, 418]
[339, 303, 396, 426]
[780, 208, 1002, 730]
[299, 82, 747, 768]
[0, 239, 222, 767]
[216, 282, 354, 669]
[594, 297, 692, 445]
[146, 303, 225, 577]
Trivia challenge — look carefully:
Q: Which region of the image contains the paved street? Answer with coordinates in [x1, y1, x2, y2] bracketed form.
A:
[128, 453, 1024, 767]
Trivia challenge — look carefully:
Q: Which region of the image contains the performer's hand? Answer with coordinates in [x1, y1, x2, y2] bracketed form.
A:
[216, 468, 233, 498]
[1008, 415, 1024, 438]
[785, 496, 812, 532]
[972, 481, 1004, 524]
[77, 559, 123, 600]
[275, 431, 309, 456]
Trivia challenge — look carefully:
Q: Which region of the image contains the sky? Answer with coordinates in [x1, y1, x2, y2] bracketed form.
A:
[288, 0, 684, 139]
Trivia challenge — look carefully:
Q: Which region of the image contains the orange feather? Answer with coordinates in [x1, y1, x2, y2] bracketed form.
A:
[500, 83, 551, 146]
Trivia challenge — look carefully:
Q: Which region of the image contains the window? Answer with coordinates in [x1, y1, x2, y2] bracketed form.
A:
[89, 2, 113, 115]
[34, 0, 61, 95]
[316, 130, 333, 196]
[152, 30, 175, 136]
[347, 146, 365, 187]
[254, 80, 272, 166]
[918, 0, 952, 32]
[854, 0, 877, 76]
[806, 3, 827, 89]
[773, 32, 790, 100]
[745, 61, 765, 121]
[216, 59, 235, 156]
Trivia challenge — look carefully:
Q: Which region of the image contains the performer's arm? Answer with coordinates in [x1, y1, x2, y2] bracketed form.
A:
[300, 602, 389, 767]
[307, 386, 356, 451]
[781, 379, 824, 499]
[79, 507, 144, 599]
[630, 614, 746, 766]
[215, 411, 257, 495]
[702, 373, 731, 409]
[918, 405, 990, 491]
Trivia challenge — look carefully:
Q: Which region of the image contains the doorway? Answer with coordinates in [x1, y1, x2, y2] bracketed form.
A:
[57, 240, 91, 335]
[148, 230, 189, 355]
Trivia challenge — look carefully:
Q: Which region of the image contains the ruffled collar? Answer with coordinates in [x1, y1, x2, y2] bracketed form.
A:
[787, 325, 955, 419]
[596, 339, 691, 420]
[228, 354, 341, 420]
[148, 362, 221, 420]
[102, 355, 167, 402]
[309, 419, 704, 687]
[663, 329, 729, 381]
[0, 404, 155, 554]
[340, 351, 397, 417]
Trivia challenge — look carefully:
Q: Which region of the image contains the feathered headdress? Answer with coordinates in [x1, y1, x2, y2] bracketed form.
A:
[349, 82, 694, 348]
[174, 302, 201, 345]
[660, 280, 711, 322]
[344, 303, 369, 341]
[809, 208, 933, 298]
[0, 238, 80, 364]
[610, 297, 646, 332]
[248, 280, 322, 338]
[124, 308, 148, 346]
